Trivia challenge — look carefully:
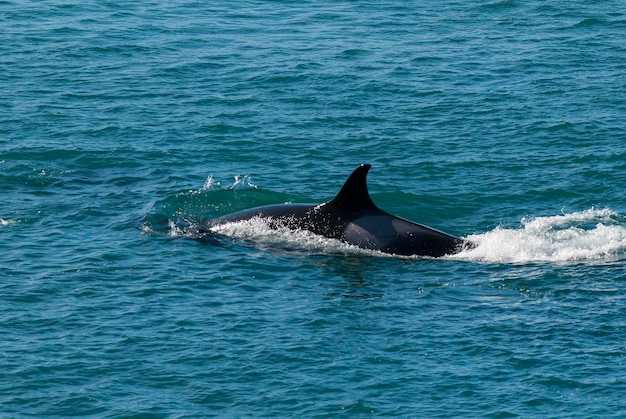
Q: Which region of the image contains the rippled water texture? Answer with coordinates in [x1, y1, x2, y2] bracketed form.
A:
[2, 1, 626, 417]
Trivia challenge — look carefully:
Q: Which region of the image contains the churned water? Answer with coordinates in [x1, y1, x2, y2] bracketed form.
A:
[2, 1, 626, 417]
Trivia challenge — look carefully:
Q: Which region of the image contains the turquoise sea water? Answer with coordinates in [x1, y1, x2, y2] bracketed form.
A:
[2, 1, 626, 417]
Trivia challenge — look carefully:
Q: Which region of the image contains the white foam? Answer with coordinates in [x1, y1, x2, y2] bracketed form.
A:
[452, 208, 626, 263]
[0, 219, 17, 227]
[210, 217, 381, 256]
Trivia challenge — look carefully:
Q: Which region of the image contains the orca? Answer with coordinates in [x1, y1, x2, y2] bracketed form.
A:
[205, 164, 474, 257]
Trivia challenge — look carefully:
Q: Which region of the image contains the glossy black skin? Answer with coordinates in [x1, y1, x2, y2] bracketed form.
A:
[208, 164, 473, 257]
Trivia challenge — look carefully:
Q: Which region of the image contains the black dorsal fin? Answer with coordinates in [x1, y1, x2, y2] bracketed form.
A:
[327, 164, 380, 213]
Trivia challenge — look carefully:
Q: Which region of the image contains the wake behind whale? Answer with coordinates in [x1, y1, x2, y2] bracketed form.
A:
[453, 208, 626, 263]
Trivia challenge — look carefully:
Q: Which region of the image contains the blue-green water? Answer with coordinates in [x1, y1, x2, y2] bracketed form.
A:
[2, 1, 626, 417]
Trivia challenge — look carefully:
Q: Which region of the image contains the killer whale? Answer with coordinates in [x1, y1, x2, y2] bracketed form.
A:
[205, 164, 473, 257]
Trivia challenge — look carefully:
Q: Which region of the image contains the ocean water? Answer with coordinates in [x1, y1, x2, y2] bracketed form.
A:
[2, 0, 626, 417]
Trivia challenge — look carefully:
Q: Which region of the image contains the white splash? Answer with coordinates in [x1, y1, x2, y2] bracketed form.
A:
[453, 208, 626, 263]
[200, 174, 257, 192]
[230, 175, 257, 190]
[210, 217, 379, 256]
[202, 175, 219, 190]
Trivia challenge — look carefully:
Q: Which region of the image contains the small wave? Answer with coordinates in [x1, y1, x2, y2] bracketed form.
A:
[453, 208, 626, 263]
[572, 17, 606, 29]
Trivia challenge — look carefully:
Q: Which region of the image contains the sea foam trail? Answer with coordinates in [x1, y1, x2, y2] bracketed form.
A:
[454, 208, 626, 263]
